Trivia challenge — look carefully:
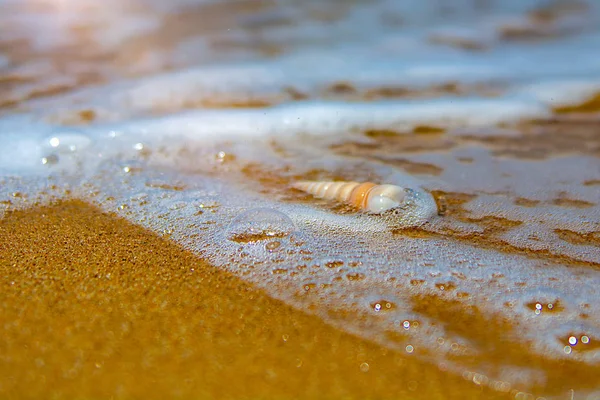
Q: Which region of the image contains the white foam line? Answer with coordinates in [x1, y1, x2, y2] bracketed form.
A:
[90, 98, 550, 141]
[515, 79, 600, 107]
[0, 96, 549, 177]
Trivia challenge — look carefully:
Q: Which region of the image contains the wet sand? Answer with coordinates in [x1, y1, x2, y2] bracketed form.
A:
[0, 200, 504, 399]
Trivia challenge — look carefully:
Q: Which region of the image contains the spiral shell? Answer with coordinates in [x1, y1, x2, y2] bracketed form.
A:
[292, 181, 407, 214]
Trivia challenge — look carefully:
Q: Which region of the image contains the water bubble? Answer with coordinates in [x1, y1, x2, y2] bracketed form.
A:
[265, 241, 282, 252]
[39, 131, 93, 170]
[325, 260, 344, 269]
[226, 208, 296, 243]
[303, 283, 316, 292]
[521, 288, 569, 317]
[221, 208, 310, 267]
[41, 154, 59, 165]
[472, 373, 489, 386]
[581, 336, 590, 344]
[44, 131, 92, 154]
[346, 273, 365, 281]
[215, 151, 236, 164]
[119, 159, 146, 175]
[370, 300, 396, 312]
[272, 268, 288, 274]
[122, 165, 140, 174]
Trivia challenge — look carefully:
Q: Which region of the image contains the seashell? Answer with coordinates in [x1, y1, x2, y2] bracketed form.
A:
[292, 181, 408, 214]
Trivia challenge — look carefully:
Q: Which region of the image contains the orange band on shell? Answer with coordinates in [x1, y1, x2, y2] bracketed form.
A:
[349, 182, 377, 209]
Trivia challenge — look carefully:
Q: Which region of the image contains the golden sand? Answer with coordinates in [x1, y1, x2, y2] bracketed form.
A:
[0, 200, 507, 399]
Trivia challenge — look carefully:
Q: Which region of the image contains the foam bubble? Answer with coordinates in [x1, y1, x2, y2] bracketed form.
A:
[226, 208, 297, 243]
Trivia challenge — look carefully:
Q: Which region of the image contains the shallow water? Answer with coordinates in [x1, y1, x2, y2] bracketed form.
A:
[1, 0, 599, 398]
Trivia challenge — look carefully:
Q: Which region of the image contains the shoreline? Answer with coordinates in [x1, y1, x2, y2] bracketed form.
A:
[0, 199, 504, 399]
